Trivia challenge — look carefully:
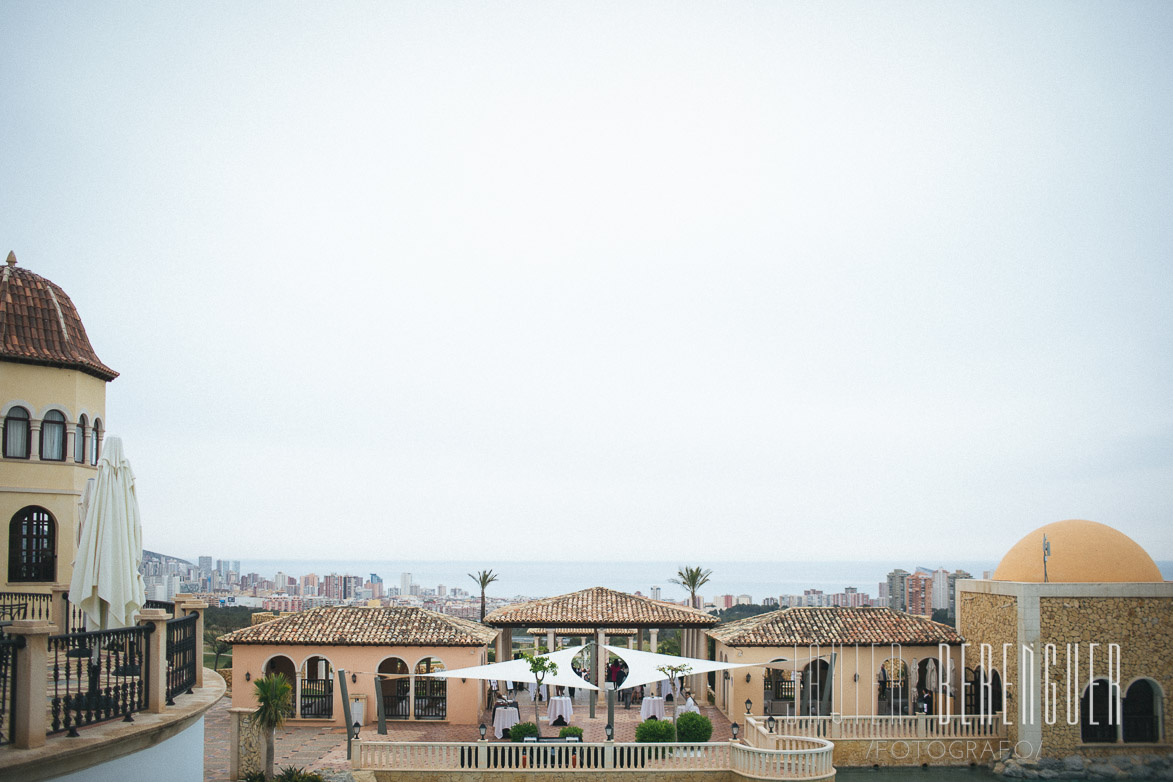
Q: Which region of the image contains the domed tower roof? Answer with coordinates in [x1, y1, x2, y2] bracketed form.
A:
[0, 252, 118, 381]
[992, 519, 1163, 583]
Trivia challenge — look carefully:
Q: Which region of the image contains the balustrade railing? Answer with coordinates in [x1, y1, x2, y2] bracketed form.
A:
[745, 713, 1004, 744]
[144, 599, 175, 612]
[355, 739, 826, 778]
[0, 592, 53, 624]
[46, 625, 151, 736]
[165, 613, 198, 704]
[0, 635, 24, 745]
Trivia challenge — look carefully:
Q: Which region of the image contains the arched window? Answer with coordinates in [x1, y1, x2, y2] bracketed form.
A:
[379, 657, 410, 720]
[878, 658, 909, 715]
[299, 656, 334, 718]
[1081, 678, 1118, 743]
[75, 415, 88, 463]
[3, 407, 30, 459]
[263, 655, 297, 719]
[764, 659, 794, 716]
[414, 657, 447, 720]
[8, 506, 56, 582]
[803, 659, 831, 716]
[1123, 679, 1162, 743]
[40, 410, 66, 461]
[90, 419, 102, 465]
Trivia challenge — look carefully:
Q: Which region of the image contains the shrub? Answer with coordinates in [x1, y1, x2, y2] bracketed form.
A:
[558, 725, 584, 740]
[676, 712, 713, 742]
[635, 718, 676, 743]
[275, 768, 325, 782]
[242, 772, 266, 782]
[510, 721, 539, 742]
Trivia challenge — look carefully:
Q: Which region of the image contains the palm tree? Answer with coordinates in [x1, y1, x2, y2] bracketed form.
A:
[469, 569, 500, 621]
[252, 672, 292, 780]
[669, 565, 712, 609]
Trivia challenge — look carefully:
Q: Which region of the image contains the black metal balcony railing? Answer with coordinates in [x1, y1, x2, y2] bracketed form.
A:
[382, 680, 410, 719]
[413, 678, 447, 720]
[144, 599, 175, 612]
[1, 635, 24, 745]
[165, 613, 198, 705]
[47, 625, 151, 736]
[0, 591, 53, 624]
[300, 678, 334, 718]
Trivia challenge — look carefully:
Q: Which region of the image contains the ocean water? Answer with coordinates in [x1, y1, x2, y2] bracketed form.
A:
[231, 559, 1173, 601]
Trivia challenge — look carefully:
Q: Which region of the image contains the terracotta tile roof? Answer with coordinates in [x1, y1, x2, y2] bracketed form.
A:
[706, 607, 964, 647]
[0, 257, 117, 381]
[484, 587, 718, 628]
[219, 606, 498, 647]
[525, 627, 637, 636]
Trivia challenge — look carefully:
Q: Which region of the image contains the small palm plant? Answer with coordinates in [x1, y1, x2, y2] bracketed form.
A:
[669, 566, 712, 609]
[253, 672, 293, 780]
[469, 569, 500, 621]
[522, 651, 558, 737]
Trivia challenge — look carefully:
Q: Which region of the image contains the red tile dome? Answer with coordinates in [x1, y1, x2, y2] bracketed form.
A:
[0, 252, 118, 381]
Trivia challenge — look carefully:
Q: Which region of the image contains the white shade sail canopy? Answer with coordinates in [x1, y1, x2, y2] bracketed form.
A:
[68, 436, 146, 630]
[421, 644, 599, 691]
[601, 644, 758, 690]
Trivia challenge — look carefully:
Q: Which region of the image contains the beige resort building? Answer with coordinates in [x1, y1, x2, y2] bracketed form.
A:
[957, 519, 1171, 764]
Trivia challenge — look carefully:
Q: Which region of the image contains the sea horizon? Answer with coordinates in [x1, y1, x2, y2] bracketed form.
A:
[219, 558, 1173, 602]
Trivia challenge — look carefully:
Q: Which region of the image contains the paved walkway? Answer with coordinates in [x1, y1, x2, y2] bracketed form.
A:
[203, 691, 733, 780]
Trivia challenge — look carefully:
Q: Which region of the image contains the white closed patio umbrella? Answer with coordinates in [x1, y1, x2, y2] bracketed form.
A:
[69, 436, 146, 632]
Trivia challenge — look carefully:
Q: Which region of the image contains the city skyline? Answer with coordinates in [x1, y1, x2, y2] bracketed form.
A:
[3, 3, 1171, 563]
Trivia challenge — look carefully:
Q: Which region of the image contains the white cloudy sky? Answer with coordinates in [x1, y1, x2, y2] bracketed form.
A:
[2, 2, 1171, 564]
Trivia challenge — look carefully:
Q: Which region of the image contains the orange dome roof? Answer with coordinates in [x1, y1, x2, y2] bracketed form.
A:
[993, 520, 1163, 583]
[0, 253, 117, 381]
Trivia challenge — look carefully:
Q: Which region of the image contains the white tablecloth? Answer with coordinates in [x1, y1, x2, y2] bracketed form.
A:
[493, 706, 520, 739]
[528, 682, 548, 701]
[546, 696, 573, 724]
[641, 696, 666, 721]
[679, 697, 700, 714]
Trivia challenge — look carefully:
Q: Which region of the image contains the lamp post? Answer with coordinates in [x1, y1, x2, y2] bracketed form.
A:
[731, 722, 740, 741]
[745, 698, 752, 714]
[605, 723, 614, 741]
[479, 723, 487, 740]
[766, 715, 776, 733]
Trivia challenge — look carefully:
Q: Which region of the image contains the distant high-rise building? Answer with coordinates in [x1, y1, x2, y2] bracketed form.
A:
[231, 560, 240, 574]
[370, 573, 383, 584]
[905, 571, 933, 616]
[650, 586, 662, 601]
[736, 594, 752, 606]
[438, 584, 447, 597]
[401, 573, 412, 596]
[931, 568, 950, 611]
[198, 556, 213, 573]
[946, 569, 972, 619]
[886, 569, 910, 611]
[716, 594, 735, 609]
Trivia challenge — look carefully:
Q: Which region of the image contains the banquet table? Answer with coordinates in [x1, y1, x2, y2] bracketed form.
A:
[546, 696, 573, 724]
[493, 706, 520, 739]
[640, 696, 666, 721]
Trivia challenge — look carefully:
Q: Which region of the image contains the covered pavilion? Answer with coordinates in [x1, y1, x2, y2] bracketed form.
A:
[484, 586, 718, 696]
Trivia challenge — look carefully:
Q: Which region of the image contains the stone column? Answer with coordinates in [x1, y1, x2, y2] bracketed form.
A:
[50, 584, 69, 631]
[138, 607, 171, 713]
[649, 629, 659, 654]
[29, 421, 42, 461]
[229, 706, 263, 780]
[7, 619, 51, 748]
[596, 630, 606, 692]
[546, 629, 555, 653]
[185, 598, 209, 688]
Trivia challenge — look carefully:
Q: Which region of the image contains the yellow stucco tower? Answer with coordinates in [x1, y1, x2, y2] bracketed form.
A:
[0, 251, 118, 596]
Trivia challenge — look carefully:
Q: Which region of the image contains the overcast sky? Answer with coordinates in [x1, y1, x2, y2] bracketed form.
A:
[3, 2, 1171, 564]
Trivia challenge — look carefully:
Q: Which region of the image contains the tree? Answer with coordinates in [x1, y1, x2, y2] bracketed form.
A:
[205, 627, 231, 670]
[521, 651, 558, 737]
[656, 662, 693, 730]
[469, 569, 500, 622]
[252, 672, 293, 780]
[669, 566, 712, 609]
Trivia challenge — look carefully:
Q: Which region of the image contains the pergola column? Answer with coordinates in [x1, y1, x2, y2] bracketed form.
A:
[649, 628, 659, 654]
[595, 629, 606, 691]
[546, 630, 555, 653]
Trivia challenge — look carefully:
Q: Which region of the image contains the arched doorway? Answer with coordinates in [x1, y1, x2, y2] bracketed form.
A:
[1081, 678, 1117, 743]
[300, 655, 334, 718]
[915, 658, 940, 715]
[379, 657, 410, 720]
[878, 658, 908, 715]
[414, 657, 447, 720]
[1124, 679, 1161, 743]
[263, 655, 297, 718]
[763, 660, 794, 716]
[803, 659, 831, 716]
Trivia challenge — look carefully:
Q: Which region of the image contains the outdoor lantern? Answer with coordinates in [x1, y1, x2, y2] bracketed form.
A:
[244, 672, 251, 682]
[479, 723, 487, 740]
[723, 671, 730, 681]
[745, 698, 752, 714]
[352, 721, 361, 740]
[766, 716, 776, 733]
[605, 723, 614, 741]
[731, 722, 740, 740]
[351, 672, 357, 684]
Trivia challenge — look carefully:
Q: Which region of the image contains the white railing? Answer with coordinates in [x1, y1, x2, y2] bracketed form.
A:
[355, 739, 830, 778]
[745, 713, 1004, 742]
[731, 739, 834, 780]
